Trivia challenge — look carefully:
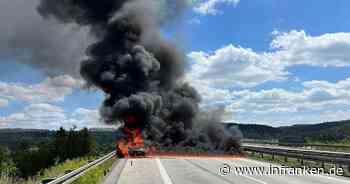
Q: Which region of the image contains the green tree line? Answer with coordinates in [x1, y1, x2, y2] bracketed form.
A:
[0, 127, 97, 178]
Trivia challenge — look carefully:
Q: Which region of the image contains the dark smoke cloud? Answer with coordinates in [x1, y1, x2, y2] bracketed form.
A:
[0, 0, 91, 77]
[37, 0, 241, 152]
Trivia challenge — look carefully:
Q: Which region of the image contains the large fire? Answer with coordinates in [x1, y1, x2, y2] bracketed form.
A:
[115, 115, 243, 158]
[116, 115, 146, 158]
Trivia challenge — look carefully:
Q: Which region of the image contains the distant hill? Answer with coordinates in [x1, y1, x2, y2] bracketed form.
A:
[227, 124, 281, 140]
[0, 128, 117, 150]
[1, 120, 350, 146]
[0, 128, 54, 149]
[226, 120, 350, 143]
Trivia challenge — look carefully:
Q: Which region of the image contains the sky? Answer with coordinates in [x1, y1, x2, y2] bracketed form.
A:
[1, 0, 350, 129]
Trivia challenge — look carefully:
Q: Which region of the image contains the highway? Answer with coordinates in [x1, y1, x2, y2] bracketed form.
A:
[103, 157, 350, 184]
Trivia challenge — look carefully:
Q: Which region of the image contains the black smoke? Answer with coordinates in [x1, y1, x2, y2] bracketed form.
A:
[38, 0, 241, 152]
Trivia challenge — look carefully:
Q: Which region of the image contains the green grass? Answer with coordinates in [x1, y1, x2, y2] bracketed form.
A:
[37, 157, 94, 181]
[71, 157, 116, 184]
[0, 157, 94, 184]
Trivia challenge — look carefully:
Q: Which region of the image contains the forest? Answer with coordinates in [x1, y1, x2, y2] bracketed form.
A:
[0, 127, 114, 178]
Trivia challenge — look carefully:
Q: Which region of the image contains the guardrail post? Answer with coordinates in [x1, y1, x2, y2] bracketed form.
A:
[260, 153, 264, 159]
[284, 156, 288, 162]
[272, 153, 275, 161]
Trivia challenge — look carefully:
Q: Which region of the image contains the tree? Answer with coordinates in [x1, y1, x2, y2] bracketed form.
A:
[52, 127, 96, 161]
[0, 146, 7, 164]
[10, 127, 98, 177]
[0, 146, 16, 176]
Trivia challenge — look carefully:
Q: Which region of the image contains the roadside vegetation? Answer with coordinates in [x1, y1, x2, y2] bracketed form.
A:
[71, 157, 115, 184]
[1, 157, 91, 184]
[0, 127, 113, 184]
[37, 157, 92, 181]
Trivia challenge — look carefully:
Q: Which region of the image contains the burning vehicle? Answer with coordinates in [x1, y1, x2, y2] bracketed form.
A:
[116, 115, 146, 158]
[128, 147, 146, 157]
[38, 0, 242, 157]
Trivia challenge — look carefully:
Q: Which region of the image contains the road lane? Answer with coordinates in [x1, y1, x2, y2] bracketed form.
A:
[117, 158, 163, 184]
[160, 158, 236, 184]
[103, 159, 126, 184]
[156, 158, 174, 184]
[103, 157, 350, 184]
[234, 158, 350, 184]
[231, 159, 322, 184]
[190, 158, 350, 184]
[183, 158, 260, 184]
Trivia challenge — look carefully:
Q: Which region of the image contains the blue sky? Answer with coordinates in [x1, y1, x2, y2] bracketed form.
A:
[1, 0, 350, 129]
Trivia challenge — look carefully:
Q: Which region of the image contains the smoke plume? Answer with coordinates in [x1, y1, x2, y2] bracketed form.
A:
[0, 0, 91, 77]
[38, 0, 241, 152]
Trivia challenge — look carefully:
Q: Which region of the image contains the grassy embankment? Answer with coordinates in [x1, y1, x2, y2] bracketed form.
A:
[0, 157, 93, 184]
[71, 157, 116, 184]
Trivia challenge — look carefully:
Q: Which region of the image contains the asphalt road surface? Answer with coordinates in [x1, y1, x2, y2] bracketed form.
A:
[103, 157, 350, 184]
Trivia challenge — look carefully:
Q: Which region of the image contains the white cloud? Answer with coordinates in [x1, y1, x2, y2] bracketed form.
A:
[0, 104, 113, 129]
[186, 30, 350, 125]
[194, 0, 240, 15]
[187, 45, 287, 88]
[0, 75, 83, 104]
[0, 74, 109, 129]
[187, 30, 350, 88]
[201, 77, 350, 125]
[70, 108, 103, 127]
[271, 30, 350, 67]
[0, 103, 66, 129]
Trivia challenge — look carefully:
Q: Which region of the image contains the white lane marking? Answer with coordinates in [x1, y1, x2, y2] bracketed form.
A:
[156, 158, 173, 184]
[228, 161, 268, 184]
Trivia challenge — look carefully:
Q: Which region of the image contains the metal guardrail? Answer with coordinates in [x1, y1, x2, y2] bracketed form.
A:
[242, 141, 350, 150]
[242, 144, 350, 165]
[45, 151, 115, 184]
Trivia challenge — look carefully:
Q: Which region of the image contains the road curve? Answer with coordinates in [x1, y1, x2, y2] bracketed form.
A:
[103, 157, 350, 184]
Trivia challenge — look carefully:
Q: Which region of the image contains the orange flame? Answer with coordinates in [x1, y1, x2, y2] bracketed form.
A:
[117, 127, 145, 157]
